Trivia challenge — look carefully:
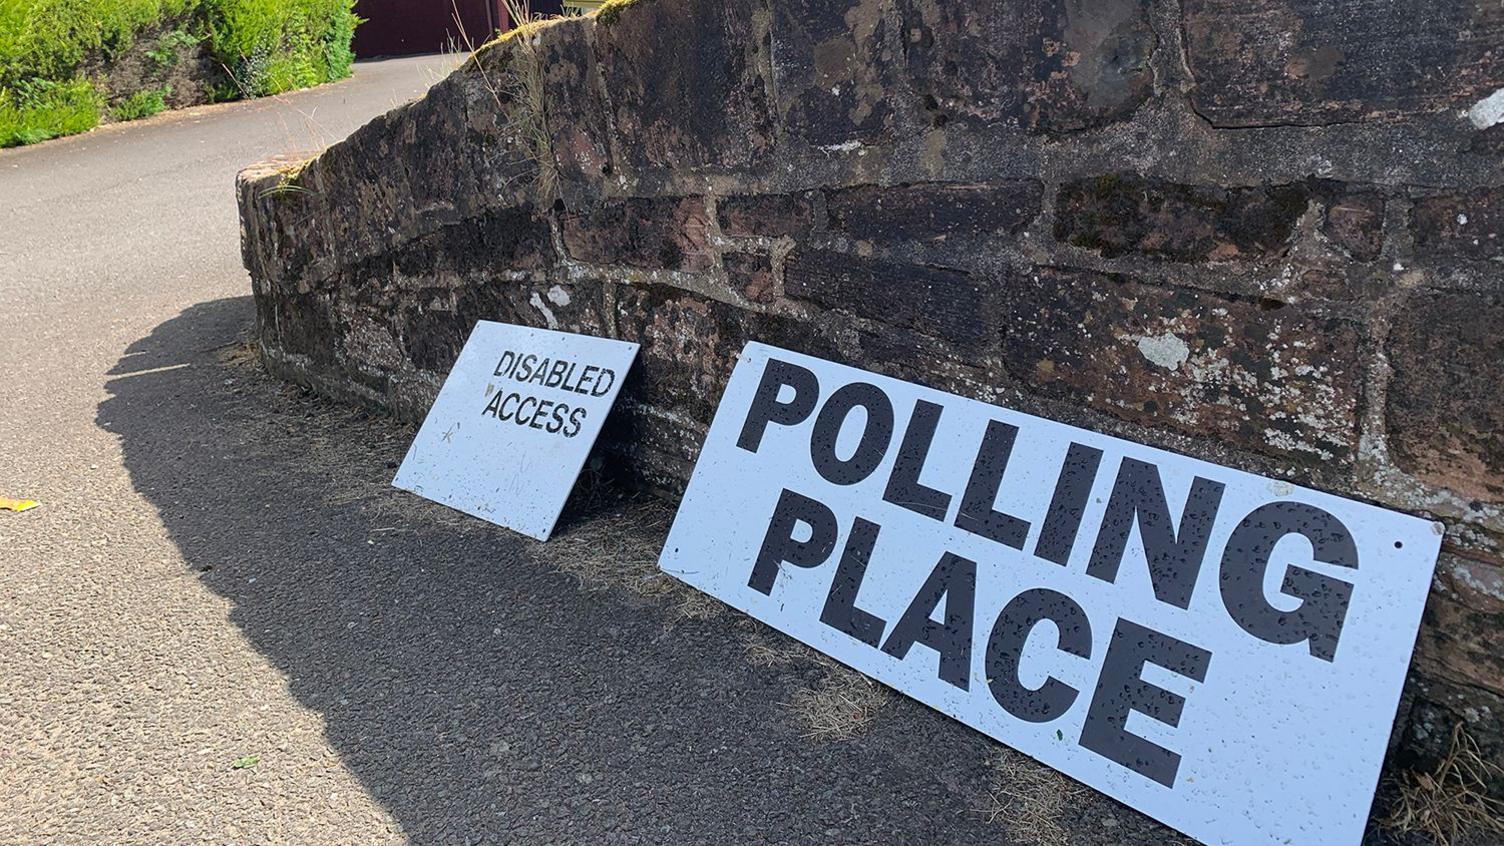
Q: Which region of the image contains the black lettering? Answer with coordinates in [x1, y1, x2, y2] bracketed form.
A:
[1219, 501, 1358, 662]
[530, 399, 554, 429]
[818, 518, 888, 648]
[558, 361, 579, 392]
[810, 382, 894, 486]
[1080, 618, 1211, 788]
[736, 359, 820, 453]
[498, 392, 520, 422]
[591, 367, 616, 397]
[516, 354, 537, 382]
[984, 588, 1091, 722]
[481, 391, 504, 417]
[546, 360, 569, 389]
[564, 407, 587, 438]
[547, 403, 568, 434]
[494, 351, 516, 378]
[515, 396, 539, 424]
[576, 365, 600, 395]
[882, 399, 952, 521]
[1085, 458, 1226, 610]
[1033, 442, 1105, 565]
[749, 489, 839, 594]
[528, 358, 551, 385]
[955, 420, 1031, 550]
[880, 551, 977, 689]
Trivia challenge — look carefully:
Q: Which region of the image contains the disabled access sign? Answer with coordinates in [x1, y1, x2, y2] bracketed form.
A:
[394, 321, 638, 540]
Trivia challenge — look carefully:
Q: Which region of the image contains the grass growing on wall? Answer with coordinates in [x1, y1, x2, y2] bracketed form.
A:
[0, 0, 359, 147]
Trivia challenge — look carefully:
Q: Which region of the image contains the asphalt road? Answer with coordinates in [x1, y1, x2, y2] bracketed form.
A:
[0, 56, 1184, 845]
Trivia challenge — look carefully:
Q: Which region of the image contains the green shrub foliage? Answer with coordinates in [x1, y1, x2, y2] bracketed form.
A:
[0, 0, 359, 146]
[111, 84, 169, 120]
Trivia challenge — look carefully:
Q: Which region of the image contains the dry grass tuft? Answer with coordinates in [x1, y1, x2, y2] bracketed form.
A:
[980, 747, 1087, 846]
[743, 635, 817, 669]
[457, 0, 559, 202]
[1382, 724, 1504, 846]
[785, 660, 891, 740]
[744, 631, 889, 741]
[539, 499, 723, 626]
[215, 333, 262, 369]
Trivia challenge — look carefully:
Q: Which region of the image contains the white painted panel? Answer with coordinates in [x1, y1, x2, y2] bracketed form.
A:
[660, 342, 1443, 846]
[393, 321, 638, 541]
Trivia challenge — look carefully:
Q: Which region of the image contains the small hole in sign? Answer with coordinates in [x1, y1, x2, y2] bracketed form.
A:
[1394, 541, 1404, 549]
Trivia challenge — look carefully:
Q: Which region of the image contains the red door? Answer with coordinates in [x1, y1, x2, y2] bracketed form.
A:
[353, 0, 508, 58]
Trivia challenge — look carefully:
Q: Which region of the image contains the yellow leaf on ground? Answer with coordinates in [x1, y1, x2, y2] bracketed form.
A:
[0, 497, 39, 512]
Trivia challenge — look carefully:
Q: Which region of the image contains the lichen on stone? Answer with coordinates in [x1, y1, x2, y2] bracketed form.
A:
[596, 0, 651, 27]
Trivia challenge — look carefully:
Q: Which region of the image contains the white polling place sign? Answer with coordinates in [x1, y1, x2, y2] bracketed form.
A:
[393, 321, 638, 541]
[659, 342, 1443, 846]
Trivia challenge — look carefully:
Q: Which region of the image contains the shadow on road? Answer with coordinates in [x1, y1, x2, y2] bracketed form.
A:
[97, 297, 1027, 845]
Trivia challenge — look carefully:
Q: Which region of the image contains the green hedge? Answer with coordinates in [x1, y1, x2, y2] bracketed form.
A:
[0, 0, 359, 147]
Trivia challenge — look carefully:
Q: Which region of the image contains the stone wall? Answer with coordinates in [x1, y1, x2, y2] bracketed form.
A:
[238, 0, 1504, 792]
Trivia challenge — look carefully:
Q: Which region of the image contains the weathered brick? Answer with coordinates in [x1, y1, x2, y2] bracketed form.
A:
[611, 285, 845, 425]
[1183, 0, 1504, 126]
[398, 280, 610, 374]
[1055, 175, 1311, 262]
[390, 207, 555, 279]
[724, 252, 777, 304]
[1320, 188, 1386, 262]
[827, 181, 1042, 241]
[321, 207, 554, 375]
[538, 18, 614, 185]
[1466, 123, 1504, 157]
[1001, 267, 1362, 464]
[853, 323, 993, 399]
[1411, 189, 1504, 261]
[900, 0, 1154, 132]
[1387, 288, 1504, 502]
[259, 288, 336, 369]
[770, 0, 899, 146]
[717, 193, 817, 239]
[1415, 555, 1504, 695]
[562, 197, 712, 271]
[594, 0, 774, 171]
[784, 249, 989, 347]
[409, 51, 544, 211]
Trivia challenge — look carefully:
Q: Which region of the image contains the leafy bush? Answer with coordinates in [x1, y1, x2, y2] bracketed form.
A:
[205, 0, 358, 97]
[145, 29, 198, 67]
[0, 76, 101, 146]
[111, 84, 168, 120]
[0, 0, 358, 147]
[0, 0, 198, 90]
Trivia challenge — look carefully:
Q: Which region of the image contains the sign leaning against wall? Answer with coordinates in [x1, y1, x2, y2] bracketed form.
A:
[393, 321, 639, 541]
[659, 342, 1443, 846]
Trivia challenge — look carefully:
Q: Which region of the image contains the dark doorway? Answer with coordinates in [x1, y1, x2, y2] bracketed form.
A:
[352, 0, 569, 58]
[353, 0, 505, 59]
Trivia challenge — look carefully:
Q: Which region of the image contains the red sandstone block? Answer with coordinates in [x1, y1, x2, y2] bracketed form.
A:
[1386, 287, 1504, 503]
[1000, 267, 1362, 465]
[562, 197, 713, 271]
[826, 181, 1042, 242]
